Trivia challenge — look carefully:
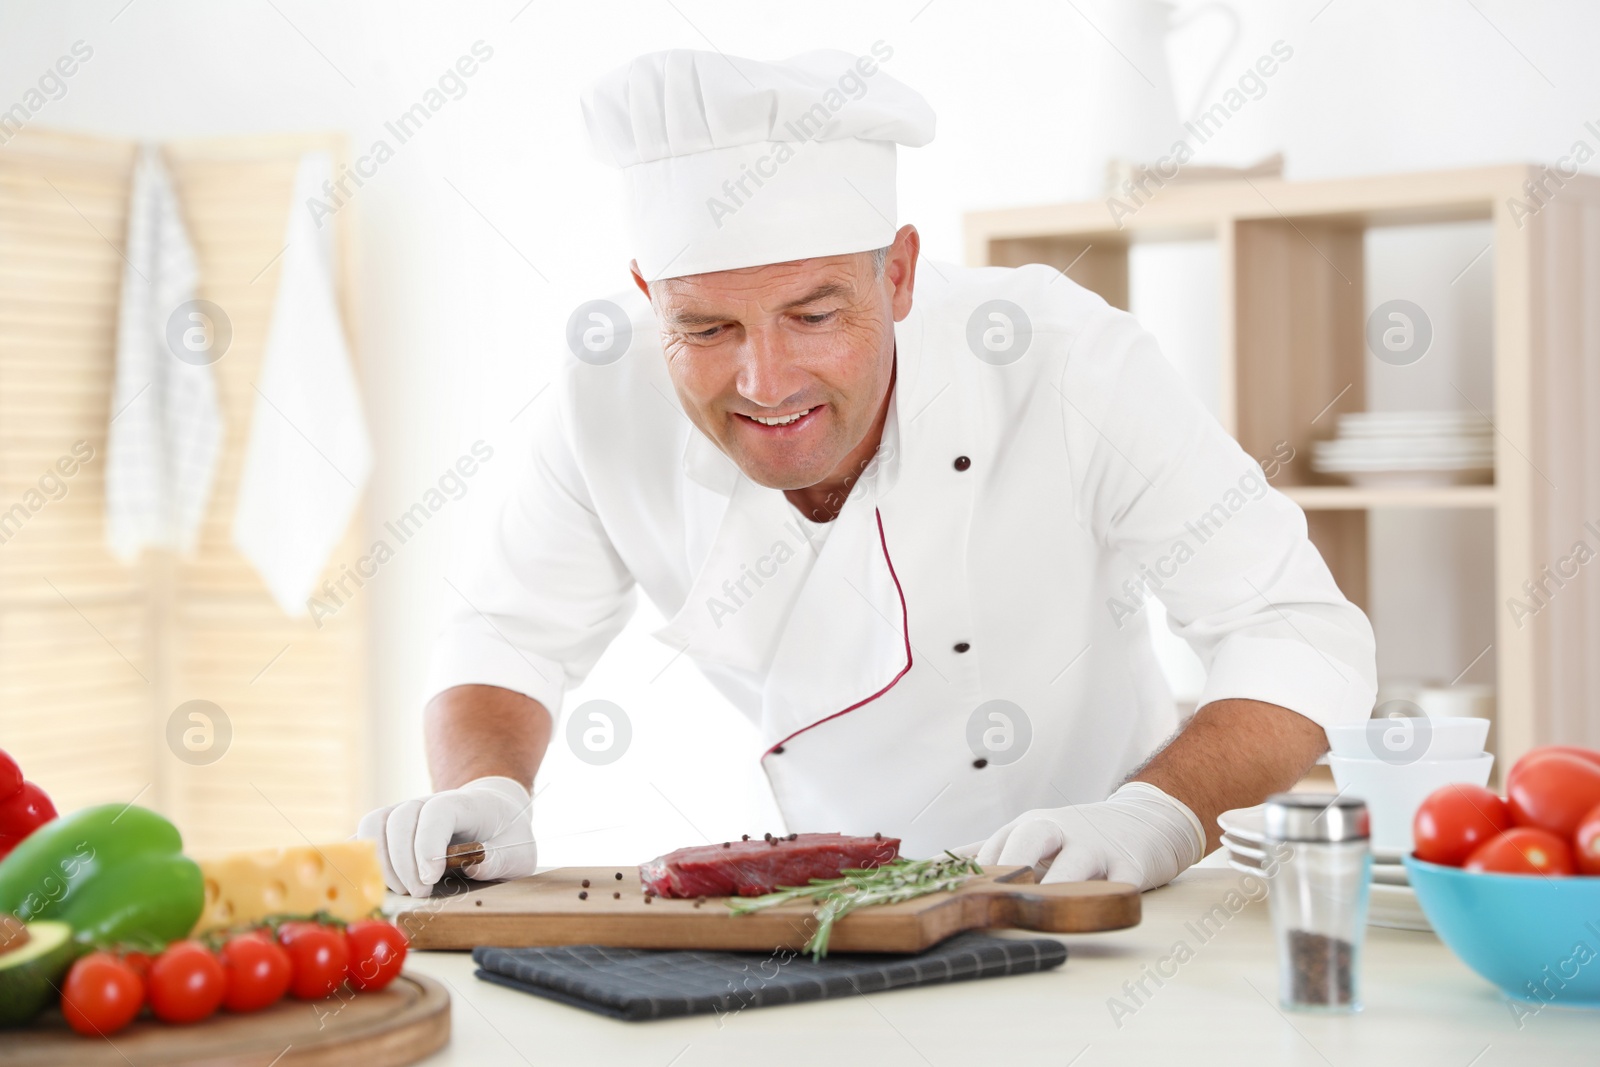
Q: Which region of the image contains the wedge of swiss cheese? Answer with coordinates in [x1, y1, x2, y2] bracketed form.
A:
[193, 841, 387, 933]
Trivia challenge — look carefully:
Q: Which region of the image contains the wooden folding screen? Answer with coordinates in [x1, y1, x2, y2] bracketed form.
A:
[0, 128, 366, 854]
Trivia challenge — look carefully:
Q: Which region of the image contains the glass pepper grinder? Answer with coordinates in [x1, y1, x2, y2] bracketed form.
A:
[1262, 792, 1372, 1013]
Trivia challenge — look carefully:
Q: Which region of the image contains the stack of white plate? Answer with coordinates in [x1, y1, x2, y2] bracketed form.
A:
[1217, 804, 1431, 932]
[1311, 411, 1493, 487]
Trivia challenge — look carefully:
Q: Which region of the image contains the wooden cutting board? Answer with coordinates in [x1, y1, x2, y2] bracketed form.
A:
[392, 865, 1139, 952]
[0, 974, 448, 1067]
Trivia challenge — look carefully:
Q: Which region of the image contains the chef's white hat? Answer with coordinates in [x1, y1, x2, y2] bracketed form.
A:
[581, 47, 935, 281]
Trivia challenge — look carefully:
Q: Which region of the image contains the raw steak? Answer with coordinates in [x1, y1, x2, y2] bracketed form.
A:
[639, 833, 901, 898]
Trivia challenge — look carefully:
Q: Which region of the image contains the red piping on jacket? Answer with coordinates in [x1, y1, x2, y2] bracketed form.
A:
[761, 507, 913, 758]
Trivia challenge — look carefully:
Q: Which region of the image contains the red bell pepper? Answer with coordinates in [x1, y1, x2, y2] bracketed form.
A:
[0, 749, 56, 861]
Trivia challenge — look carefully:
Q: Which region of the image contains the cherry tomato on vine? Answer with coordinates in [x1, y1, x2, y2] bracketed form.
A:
[345, 920, 408, 992]
[60, 952, 145, 1036]
[147, 940, 226, 1024]
[219, 932, 292, 1012]
[278, 921, 349, 999]
[118, 950, 155, 980]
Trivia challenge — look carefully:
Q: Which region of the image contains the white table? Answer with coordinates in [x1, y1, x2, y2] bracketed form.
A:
[407, 864, 1594, 1066]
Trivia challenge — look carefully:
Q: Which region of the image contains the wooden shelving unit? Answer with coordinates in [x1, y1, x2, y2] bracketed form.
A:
[966, 165, 1600, 767]
[1282, 485, 1498, 511]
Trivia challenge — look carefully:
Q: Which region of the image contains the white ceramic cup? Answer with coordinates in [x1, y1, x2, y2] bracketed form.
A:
[1324, 716, 1490, 762]
[1327, 752, 1495, 851]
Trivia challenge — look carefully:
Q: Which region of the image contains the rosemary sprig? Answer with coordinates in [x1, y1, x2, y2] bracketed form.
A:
[727, 852, 983, 959]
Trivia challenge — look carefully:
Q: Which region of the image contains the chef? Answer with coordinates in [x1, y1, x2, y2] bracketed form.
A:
[360, 47, 1377, 897]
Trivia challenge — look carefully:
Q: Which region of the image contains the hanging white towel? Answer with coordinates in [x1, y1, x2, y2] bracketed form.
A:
[233, 152, 372, 615]
[105, 145, 224, 560]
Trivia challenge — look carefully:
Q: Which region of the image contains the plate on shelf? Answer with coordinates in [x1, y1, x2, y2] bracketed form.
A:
[1368, 881, 1431, 932]
[1337, 411, 1491, 431]
[1337, 469, 1494, 488]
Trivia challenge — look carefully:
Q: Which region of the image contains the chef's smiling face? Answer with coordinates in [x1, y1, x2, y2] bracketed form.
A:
[634, 225, 919, 495]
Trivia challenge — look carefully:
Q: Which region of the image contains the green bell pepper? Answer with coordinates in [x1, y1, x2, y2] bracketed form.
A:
[0, 804, 203, 948]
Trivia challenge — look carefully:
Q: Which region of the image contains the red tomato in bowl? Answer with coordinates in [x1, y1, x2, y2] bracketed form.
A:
[1413, 784, 1513, 866]
[1464, 827, 1575, 876]
[1506, 751, 1600, 838]
[1574, 802, 1600, 876]
[1517, 745, 1600, 771]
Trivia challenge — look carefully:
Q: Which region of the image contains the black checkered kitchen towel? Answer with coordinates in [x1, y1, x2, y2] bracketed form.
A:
[472, 932, 1067, 1021]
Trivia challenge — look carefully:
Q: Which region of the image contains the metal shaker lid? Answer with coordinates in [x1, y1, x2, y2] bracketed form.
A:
[1263, 792, 1370, 843]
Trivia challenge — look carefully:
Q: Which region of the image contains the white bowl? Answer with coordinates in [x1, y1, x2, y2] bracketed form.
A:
[1324, 716, 1490, 762]
[1414, 685, 1495, 720]
[1327, 752, 1494, 851]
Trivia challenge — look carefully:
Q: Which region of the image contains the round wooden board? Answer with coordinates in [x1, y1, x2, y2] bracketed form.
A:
[0, 974, 449, 1067]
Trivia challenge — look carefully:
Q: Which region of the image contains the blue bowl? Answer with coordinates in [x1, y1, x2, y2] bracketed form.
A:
[1403, 855, 1600, 1006]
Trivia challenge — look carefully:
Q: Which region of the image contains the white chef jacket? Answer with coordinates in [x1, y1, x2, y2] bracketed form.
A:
[429, 260, 1377, 857]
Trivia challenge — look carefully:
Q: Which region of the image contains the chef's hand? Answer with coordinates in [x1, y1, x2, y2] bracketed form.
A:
[961, 781, 1205, 892]
[356, 776, 537, 897]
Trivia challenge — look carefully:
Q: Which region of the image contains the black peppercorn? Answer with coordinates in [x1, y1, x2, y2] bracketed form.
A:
[615, 872, 623, 880]
[973, 758, 988, 769]
[613, 891, 621, 899]
[1287, 930, 1355, 1006]
[578, 891, 588, 900]
[581, 878, 591, 888]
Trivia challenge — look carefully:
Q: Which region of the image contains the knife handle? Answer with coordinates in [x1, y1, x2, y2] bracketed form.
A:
[443, 842, 486, 870]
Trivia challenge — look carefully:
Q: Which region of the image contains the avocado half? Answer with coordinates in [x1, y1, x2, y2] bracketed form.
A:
[0, 919, 81, 1027]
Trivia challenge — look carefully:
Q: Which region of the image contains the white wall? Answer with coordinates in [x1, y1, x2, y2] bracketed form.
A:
[3, 0, 1595, 862]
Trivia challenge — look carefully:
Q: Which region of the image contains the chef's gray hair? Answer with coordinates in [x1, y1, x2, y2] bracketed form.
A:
[869, 244, 890, 276]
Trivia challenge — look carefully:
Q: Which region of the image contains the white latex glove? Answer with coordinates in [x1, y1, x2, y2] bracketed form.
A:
[961, 781, 1205, 891]
[356, 776, 537, 897]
